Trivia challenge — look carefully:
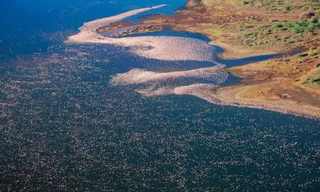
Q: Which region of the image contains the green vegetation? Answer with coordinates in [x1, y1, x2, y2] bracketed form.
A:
[239, 23, 294, 48]
[272, 18, 320, 33]
[240, 0, 300, 11]
[203, 26, 223, 36]
[238, 16, 320, 48]
[239, 0, 320, 12]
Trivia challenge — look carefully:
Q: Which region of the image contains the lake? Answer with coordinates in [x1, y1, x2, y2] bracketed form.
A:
[0, 1, 320, 191]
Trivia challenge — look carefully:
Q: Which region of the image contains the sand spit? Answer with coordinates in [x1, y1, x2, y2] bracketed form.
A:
[66, 5, 216, 62]
[137, 83, 218, 97]
[124, 36, 216, 61]
[139, 83, 320, 119]
[111, 65, 225, 86]
[80, 5, 167, 33]
[214, 86, 320, 119]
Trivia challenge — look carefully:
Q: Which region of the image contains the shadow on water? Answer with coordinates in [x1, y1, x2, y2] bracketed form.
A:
[210, 42, 286, 68]
[125, 27, 212, 42]
[114, 28, 285, 69]
[213, 44, 302, 68]
[217, 53, 282, 67]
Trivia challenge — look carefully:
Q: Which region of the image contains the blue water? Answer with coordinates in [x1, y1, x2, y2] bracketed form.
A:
[125, 28, 281, 68]
[0, 1, 320, 192]
[0, 0, 185, 60]
[126, 27, 212, 41]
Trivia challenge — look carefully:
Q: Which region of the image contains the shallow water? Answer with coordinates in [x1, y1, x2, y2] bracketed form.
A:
[0, 1, 320, 192]
[125, 27, 212, 42]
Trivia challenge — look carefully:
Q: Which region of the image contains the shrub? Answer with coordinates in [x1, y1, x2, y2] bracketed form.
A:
[287, 19, 320, 33]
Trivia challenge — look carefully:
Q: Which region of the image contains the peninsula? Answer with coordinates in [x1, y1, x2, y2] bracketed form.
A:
[135, 0, 320, 118]
[68, 0, 320, 118]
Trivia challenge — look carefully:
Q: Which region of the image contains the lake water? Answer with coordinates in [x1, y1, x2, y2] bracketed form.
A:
[0, 1, 320, 191]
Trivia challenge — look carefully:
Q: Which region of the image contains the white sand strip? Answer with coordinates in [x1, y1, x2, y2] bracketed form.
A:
[111, 65, 225, 86]
[137, 83, 219, 98]
[66, 5, 217, 62]
[80, 5, 167, 32]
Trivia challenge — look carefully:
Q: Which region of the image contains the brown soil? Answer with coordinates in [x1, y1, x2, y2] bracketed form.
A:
[101, 0, 320, 118]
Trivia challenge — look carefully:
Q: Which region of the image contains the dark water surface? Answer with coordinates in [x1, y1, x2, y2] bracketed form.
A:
[0, 1, 320, 192]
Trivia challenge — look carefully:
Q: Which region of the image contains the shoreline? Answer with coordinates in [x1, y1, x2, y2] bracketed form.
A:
[66, 0, 320, 119]
[195, 84, 320, 120]
[137, 83, 320, 119]
[66, 5, 217, 63]
[164, 0, 320, 119]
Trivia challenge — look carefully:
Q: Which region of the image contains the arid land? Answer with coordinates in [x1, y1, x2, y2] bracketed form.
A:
[98, 0, 320, 118]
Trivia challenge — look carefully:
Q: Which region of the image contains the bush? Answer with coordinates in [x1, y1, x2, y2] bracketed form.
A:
[286, 18, 320, 33]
